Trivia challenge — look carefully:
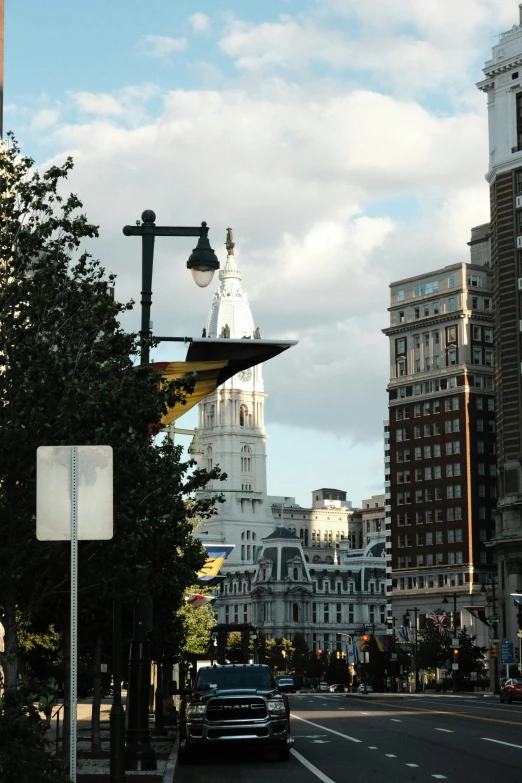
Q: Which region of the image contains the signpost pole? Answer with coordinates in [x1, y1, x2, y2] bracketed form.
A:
[70, 447, 78, 783]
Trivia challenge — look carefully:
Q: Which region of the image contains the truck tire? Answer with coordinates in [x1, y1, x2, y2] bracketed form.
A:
[178, 738, 194, 765]
[277, 744, 290, 761]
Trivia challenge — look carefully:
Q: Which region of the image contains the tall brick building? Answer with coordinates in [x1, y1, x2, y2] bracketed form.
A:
[383, 231, 496, 639]
[476, 6, 522, 645]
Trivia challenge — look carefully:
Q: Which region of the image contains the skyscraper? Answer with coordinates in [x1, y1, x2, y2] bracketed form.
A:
[477, 6, 522, 642]
[384, 230, 496, 641]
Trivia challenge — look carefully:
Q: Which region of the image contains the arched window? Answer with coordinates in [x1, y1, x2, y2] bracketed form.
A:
[252, 532, 257, 541]
[241, 532, 245, 540]
[293, 603, 299, 622]
[240, 404, 248, 427]
[293, 567, 299, 580]
[380, 605, 386, 624]
[241, 445, 252, 472]
[206, 446, 212, 472]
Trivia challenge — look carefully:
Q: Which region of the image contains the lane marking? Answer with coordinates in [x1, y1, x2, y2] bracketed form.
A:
[291, 748, 337, 783]
[482, 737, 522, 750]
[291, 714, 362, 743]
[366, 698, 522, 728]
[390, 719, 402, 723]
[407, 764, 419, 768]
[435, 728, 453, 733]
[368, 746, 378, 749]
[432, 776, 447, 780]
[361, 712, 369, 715]
[385, 754, 396, 758]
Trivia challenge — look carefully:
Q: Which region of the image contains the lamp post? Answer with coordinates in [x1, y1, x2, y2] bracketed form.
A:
[442, 592, 460, 692]
[405, 608, 420, 693]
[481, 578, 500, 694]
[118, 210, 219, 773]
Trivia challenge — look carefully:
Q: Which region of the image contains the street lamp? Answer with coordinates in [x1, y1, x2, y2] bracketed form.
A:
[481, 578, 500, 694]
[442, 593, 460, 692]
[116, 211, 219, 774]
[405, 607, 420, 693]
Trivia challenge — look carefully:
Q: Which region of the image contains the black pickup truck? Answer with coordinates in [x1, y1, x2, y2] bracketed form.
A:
[176, 663, 292, 764]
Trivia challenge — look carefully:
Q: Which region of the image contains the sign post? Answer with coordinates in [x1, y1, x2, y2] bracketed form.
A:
[37, 446, 113, 783]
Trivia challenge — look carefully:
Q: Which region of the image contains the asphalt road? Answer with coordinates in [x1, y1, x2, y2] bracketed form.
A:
[174, 692, 522, 782]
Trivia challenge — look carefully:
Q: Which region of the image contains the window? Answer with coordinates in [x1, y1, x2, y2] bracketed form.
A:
[414, 426, 421, 438]
[487, 397, 495, 411]
[414, 335, 421, 349]
[414, 307, 420, 319]
[435, 487, 443, 500]
[415, 447, 422, 460]
[424, 333, 430, 347]
[448, 276, 455, 288]
[206, 446, 213, 472]
[445, 420, 452, 434]
[472, 296, 479, 310]
[453, 419, 460, 433]
[447, 326, 457, 343]
[417, 555, 425, 566]
[398, 289, 405, 301]
[397, 358, 406, 376]
[476, 397, 483, 410]
[424, 304, 430, 317]
[454, 440, 461, 454]
[446, 464, 454, 478]
[483, 298, 491, 312]
[424, 425, 431, 437]
[324, 603, 329, 622]
[484, 328, 493, 343]
[434, 331, 440, 346]
[424, 446, 432, 459]
[452, 397, 459, 410]
[449, 297, 456, 312]
[425, 510, 433, 523]
[434, 423, 442, 436]
[433, 400, 440, 413]
[336, 604, 342, 623]
[239, 404, 249, 427]
[473, 348, 482, 365]
[484, 350, 493, 367]
[472, 325, 482, 341]
[477, 419, 484, 432]
[399, 310, 405, 323]
[414, 403, 421, 417]
[426, 554, 434, 566]
[414, 281, 439, 296]
[241, 445, 252, 472]
[433, 302, 440, 315]
[448, 348, 457, 365]
[423, 402, 431, 415]
[468, 274, 482, 287]
[434, 444, 441, 457]
[397, 337, 406, 354]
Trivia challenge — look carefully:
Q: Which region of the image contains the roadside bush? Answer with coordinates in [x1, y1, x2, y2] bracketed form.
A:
[0, 681, 70, 783]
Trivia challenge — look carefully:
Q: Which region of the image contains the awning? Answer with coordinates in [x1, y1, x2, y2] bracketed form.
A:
[154, 338, 297, 424]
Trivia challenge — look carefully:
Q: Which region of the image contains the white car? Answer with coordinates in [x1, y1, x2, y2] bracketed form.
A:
[357, 683, 373, 693]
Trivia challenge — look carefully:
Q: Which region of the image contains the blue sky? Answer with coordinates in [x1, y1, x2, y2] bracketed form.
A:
[4, 1, 515, 506]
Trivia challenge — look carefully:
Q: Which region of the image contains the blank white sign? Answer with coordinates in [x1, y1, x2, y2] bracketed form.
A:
[36, 446, 113, 541]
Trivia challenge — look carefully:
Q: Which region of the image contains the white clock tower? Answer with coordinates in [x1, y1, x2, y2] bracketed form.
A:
[197, 230, 275, 563]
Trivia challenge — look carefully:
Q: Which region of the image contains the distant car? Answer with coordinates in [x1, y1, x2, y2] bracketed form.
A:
[277, 676, 296, 693]
[499, 678, 522, 703]
[317, 682, 329, 692]
[329, 684, 345, 693]
[357, 683, 373, 694]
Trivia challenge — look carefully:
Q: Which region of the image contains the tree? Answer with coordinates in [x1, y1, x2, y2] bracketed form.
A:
[290, 633, 309, 675]
[177, 587, 216, 656]
[0, 135, 225, 763]
[265, 638, 295, 672]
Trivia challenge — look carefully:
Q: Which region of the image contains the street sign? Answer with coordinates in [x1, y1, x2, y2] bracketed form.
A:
[452, 663, 459, 671]
[451, 638, 459, 647]
[444, 660, 452, 670]
[501, 642, 515, 664]
[100, 663, 108, 673]
[517, 631, 522, 639]
[488, 614, 500, 622]
[390, 653, 398, 660]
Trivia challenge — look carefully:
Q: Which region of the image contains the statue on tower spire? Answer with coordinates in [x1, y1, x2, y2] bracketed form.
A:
[225, 227, 235, 256]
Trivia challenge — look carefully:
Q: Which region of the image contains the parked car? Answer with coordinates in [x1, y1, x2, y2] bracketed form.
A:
[317, 682, 330, 692]
[499, 678, 522, 703]
[357, 683, 373, 694]
[329, 684, 346, 693]
[176, 664, 293, 764]
[277, 676, 296, 693]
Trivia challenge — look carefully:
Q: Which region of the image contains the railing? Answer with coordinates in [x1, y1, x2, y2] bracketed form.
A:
[51, 702, 65, 755]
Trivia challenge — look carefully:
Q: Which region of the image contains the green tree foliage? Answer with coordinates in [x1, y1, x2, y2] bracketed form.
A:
[265, 638, 295, 672]
[290, 633, 309, 675]
[177, 587, 216, 656]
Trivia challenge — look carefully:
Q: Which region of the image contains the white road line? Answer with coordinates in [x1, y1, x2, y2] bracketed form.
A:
[390, 719, 402, 722]
[291, 714, 362, 743]
[432, 776, 447, 779]
[406, 764, 419, 768]
[482, 737, 522, 750]
[368, 746, 378, 750]
[361, 711, 368, 715]
[435, 728, 453, 733]
[385, 754, 396, 758]
[291, 749, 337, 783]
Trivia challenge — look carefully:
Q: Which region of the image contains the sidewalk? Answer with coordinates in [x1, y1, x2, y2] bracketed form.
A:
[343, 691, 495, 700]
[47, 699, 178, 783]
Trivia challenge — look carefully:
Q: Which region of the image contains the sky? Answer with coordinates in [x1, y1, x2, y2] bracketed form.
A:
[4, 1, 516, 507]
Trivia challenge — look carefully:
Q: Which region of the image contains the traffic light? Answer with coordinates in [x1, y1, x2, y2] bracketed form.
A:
[360, 635, 370, 652]
[453, 649, 459, 659]
[490, 644, 498, 658]
[317, 649, 323, 655]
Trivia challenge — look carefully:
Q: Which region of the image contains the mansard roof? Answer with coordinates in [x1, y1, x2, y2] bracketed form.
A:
[263, 526, 298, 540]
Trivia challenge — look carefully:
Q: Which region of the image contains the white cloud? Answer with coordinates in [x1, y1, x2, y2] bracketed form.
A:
[74, 93, 124, 116]
[30, 109, 59, 131]
[136, 34, 187, 59]
[39, 79, 489, 443]
[189, 13, 211, 33]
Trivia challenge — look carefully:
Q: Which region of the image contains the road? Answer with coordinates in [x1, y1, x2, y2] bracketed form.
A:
[174, 691, 522, 783]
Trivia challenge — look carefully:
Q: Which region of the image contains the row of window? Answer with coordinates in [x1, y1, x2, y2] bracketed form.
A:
[312, 603, 387, 624]
[397, 441, 495, 461]
[397, 463, 463, 482]
[398, 529, 463, 547]
[397, 552, 464, 567]
[394, 375, 494, 399]
[398, 396, 496, 419]
[397, 505, 492, 525]
[396, 420, 461, 440]
[396, 296, 491, 323]
[311, 530, 346, 544]
[396, 572, 465, 590]
[398, 275, 484, 303]
[397, 484, 496, 504]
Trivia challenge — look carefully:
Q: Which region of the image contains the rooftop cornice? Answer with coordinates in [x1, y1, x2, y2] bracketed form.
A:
[479, 53, 522, 86]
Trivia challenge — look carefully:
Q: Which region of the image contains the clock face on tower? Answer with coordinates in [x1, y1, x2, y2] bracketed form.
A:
[237, 368, 252, 382]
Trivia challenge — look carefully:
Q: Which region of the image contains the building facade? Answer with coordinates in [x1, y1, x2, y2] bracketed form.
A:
[383, 240, 496, 643]
[216, 526, 387, 650]
[477, 8, 522, 643]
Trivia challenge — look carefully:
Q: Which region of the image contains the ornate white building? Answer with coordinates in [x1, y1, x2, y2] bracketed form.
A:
[196, 230, 274, 563]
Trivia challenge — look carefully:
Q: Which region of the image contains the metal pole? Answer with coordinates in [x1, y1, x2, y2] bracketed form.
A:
[140, 215, 155, 365]
[452, 592, 458, 693]
[0, 0, 4, 140]
[70, 447, 78, 782]
[492, 579, 500, 694]
[110, 594, 126, 782]
[414, 608, 419, 693]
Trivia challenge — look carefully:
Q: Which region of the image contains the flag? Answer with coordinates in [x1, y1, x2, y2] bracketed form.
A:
[184, 593, 215, 608]
[429, 613, 449, 636]
[398, 626, 410, 642]
[346, 643, 359, 665]
[511, 593, 522, 606]
[375, 634, 391, 652]
[464, 605, 491, 627]
[197, 543, 235, 584]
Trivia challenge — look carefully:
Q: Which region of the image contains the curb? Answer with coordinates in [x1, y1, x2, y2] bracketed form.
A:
[162, 735, 179, 783]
